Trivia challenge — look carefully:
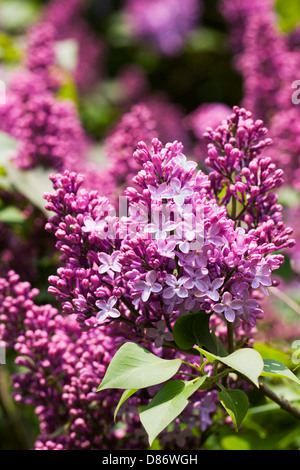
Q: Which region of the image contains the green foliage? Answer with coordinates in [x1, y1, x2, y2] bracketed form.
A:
[217, 387, 249, 432]
[98, 336, 300, 446]
[97, 342, 182, 391]
[140, 377, 207, 446]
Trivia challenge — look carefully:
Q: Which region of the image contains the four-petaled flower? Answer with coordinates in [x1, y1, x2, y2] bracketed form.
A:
[166, 178, 193, 206]
[213, 291, 244, 322]
[157, 238, 177, 258]
[134, 270, 163, 302]
[98, 251, 122, 274]
[172, 153, 198, 172]
[95, 296, 120, 323]
[204, 223, 225, 247]
[162, 274, 189, 299]
[251, 262, 272, 295]
[147, 320, 174, 348]
[82, 216, 105, 234]
[198, 277, 224, 301]
[144, 209, 176, 240]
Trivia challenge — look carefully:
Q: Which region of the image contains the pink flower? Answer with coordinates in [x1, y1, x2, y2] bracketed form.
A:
[98, 251, 122, 274]
[213, 291, 244, 322]
[134, 270, 162, 302]
[95, 296, 120, 323]
[162, 274, 189, 299]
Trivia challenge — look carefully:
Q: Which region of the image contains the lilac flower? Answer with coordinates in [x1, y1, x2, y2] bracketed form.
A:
[162, 274, 189, 300]
[176, 213, 204, 243]
[157, 239, 177, 258]
[125, 0, 201, 56]
[82, 217, 105, 235]
[251, 262, 272, 295]
[148, 182, 171, 200]
[144, 209, 177, 240]
[213, 292, 244, 322]
[95, 296, 120, 323]
[172, 153, 198, 171]
[199, 277, 224, 301]
[167, 178, 193, 206]
[134, 271, 162, 302]
[147, 320, 174, 348]
[183, 267, 207, 290]
[204, 223, 225, 247]
[98, 251, 122, 274]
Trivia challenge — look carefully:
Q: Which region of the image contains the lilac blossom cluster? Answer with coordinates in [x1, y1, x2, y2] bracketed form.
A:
[0, 270, 218, 449]
[125, 0, 201, 56]
[219, 0, 273, 53]
[0, 22, 88, 172]
[0, 270, 142, 449]
[235, 9, 299, 122]
[101, 104, 157, 198]
[44, 0, 105, 94]
[44, 107, 293, 341]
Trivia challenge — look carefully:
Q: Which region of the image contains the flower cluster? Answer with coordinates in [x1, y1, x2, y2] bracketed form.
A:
[0, 271, 140, 449]
[44, 0, 106, 94]
[0, 22, 88, 172]
[0, 270, 218, 449]
[125, 0, 201, 56]
[44, 107, 293, 341]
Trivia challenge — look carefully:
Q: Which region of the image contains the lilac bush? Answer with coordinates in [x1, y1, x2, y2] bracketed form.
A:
[0, 0, 300, 452]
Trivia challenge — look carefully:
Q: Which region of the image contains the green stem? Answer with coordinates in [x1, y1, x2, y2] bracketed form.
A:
[227, 321, 234, 354]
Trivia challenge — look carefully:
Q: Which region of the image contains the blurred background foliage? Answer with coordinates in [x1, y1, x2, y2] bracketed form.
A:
[0, 0, 299, 450]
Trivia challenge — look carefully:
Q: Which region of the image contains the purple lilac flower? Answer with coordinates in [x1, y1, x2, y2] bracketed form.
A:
[95, 296, 121, 323]
[250, 262, 272, 295]
[146, 320, 174, 348]
[125, 0, 201, 56]
[44, 119, 294, 337]
[144, 208, 177, 240]
[134, 271, 162, 302]
[44, 0, 106, 93]
[98, 251, 122, 274]
[213, 292, 244, 323]
[1, 271, 213, 450]
[162, 274, 189, 300]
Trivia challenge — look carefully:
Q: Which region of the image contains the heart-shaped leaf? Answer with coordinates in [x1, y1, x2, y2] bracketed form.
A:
[173, 311, 227, 356]
[140, 376, 207, 446]
[217, 388, 249, 431]
[261, 359, 300, 385]
[97, 342, 182, 391]
[195, 346, 264, 387]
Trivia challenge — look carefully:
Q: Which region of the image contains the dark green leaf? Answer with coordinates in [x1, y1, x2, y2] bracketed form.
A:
[217, 388, 249, 431]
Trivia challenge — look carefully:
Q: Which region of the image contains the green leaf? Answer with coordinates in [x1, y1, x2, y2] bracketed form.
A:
[114, 389, 138, 422]
[217, 388, 249, 431]
[97, 342, 182, 391]
[276, 0, 300, 32]
[220, 435, 251, 450]
[55, 39, 78, 72]
[0, 206, 25, 224]
[195, 347, 264, 387]
[173, 311, 227, 356]
[254, 343, 291, 366]
[140, 376, 207, 446]
[261, 359, 300, 385]
[0, 131, 17, 167]
[5, 163, 54, 214]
